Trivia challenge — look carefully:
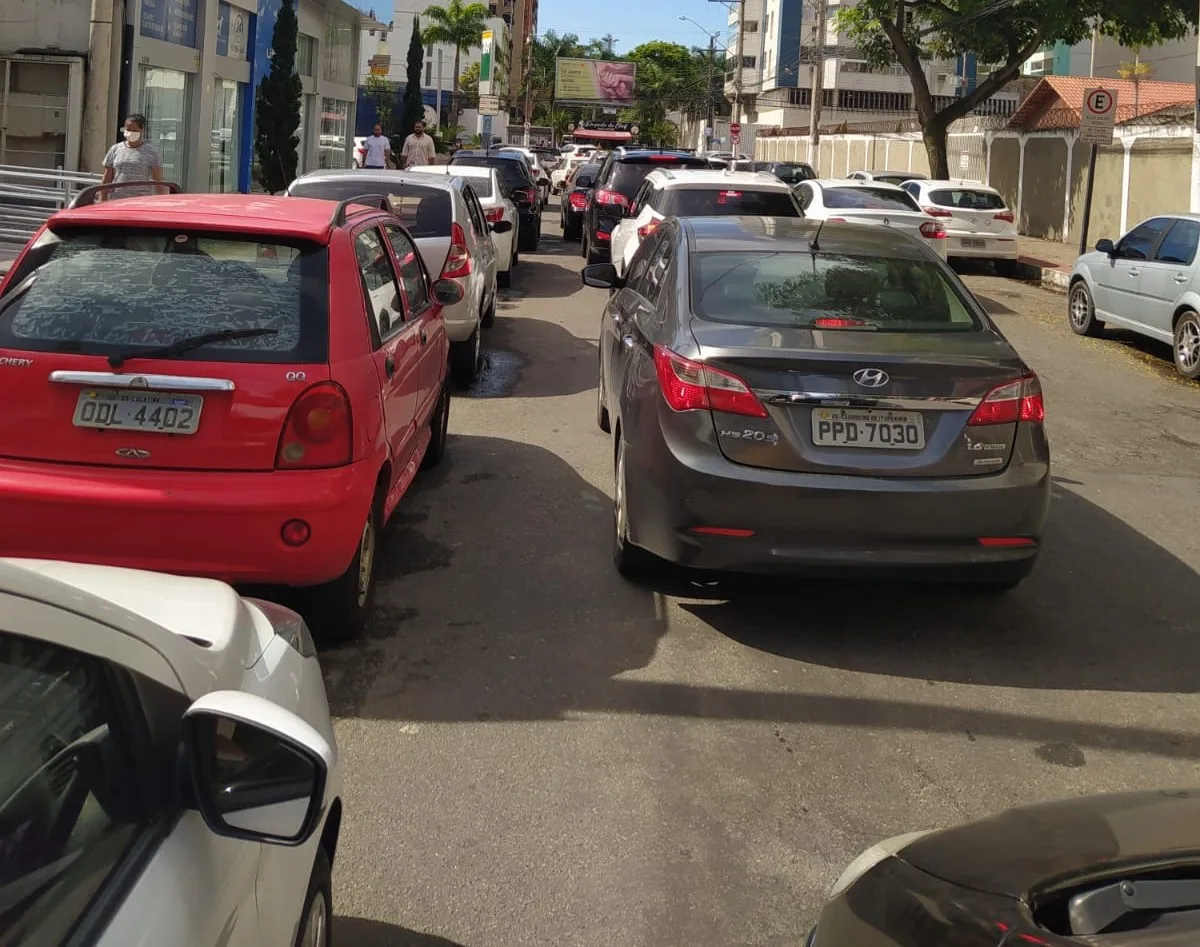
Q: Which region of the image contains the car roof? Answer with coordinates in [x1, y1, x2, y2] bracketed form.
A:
[614, 149, 705, 161]
[812, 178, 907, 191]
[858, 169, 928, 178]
[49, 192, 368, 242]
[682, 216, 932, 261]
[917, 179, 1001, 193]
[408, 164, 494, 179]
[296, 167, 457, 192]
[646, 169, 790, 189]
[454, 150, 523, 161]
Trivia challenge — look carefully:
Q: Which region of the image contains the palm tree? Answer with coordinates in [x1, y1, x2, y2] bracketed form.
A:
[422, 0, 489, 126]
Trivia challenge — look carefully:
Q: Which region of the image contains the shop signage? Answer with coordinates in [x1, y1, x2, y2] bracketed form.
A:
[576, 120, 633, 132]
[215, 1, 250, 59]
[141, 0, 199, 48]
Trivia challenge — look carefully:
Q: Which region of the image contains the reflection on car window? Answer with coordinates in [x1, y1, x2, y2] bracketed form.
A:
[355, 229, 402, 339]
[1153, 219, 1200, 266]
[1117, 219, 1171, 260]
[0, 632, 143, 944]
[664, 189, 800, 218]
[928, 189, 1006, 211]
[384, 225, 430, 316]
[822, 187, 921, 212]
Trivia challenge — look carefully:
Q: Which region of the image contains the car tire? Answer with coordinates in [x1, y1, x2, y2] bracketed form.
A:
[1068, 280, 1104, 337]
[597, 351, 611, 433]
[481, 293, 496, 329]
[421, 379, 451, 469]
[1173, 309, 1200, 379]
[294, 847, 333, 947]
[450, 327, 481, 387]
[518, 219, 538, 252]
[306, 486, 383, 642]
[498, 265, 511, 288]
[613, 439, 659, 579]
[994, 258, 1019, 278]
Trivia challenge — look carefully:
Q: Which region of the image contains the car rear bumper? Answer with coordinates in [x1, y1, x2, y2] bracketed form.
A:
[623, 418, 1050, 578]
[947, 235, 1019, 259]
[0, 457, 376, 586]
[442, 286, 479, 341]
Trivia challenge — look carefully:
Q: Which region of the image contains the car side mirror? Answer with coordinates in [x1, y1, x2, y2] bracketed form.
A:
[431, 278, 464, 305]
[491, 220, 513, 234]
[1095, 238, 1115, 255]
[182, 691, 331, 847]
[582, 263, 623, 290]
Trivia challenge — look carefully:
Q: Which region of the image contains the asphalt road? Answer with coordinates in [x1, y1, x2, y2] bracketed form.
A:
[323, 206, 1200, 947]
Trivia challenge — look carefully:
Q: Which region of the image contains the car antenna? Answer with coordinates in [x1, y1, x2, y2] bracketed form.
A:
[809, 218, 825, 253]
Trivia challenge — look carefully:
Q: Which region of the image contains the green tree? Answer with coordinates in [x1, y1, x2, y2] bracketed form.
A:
[401, 15, 426, 135]
[254, 0, 302, 193]
[621, 41, 707, 129]
[459, 61, 481, 107]
[837, 0, 1198, 178]
[422, 0, 489, 125]
[365, 75, 398, 134]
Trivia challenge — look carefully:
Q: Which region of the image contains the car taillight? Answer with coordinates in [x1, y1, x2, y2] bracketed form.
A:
[637, 218, 661, 239]
[484, 207, 504, 222]
[994, 210, 1015, 223]
[276, 382, 353, 469]
[568, 191, 588, 209]
[922, 205, 953, 218]
[653, 345, 767, 418]
[920, 221, 947, 239]
[967, 374, 1044, 426]
[442, 222, 472, 279]
[827, 217, 847, 223]
[814, 317, 867, 328]
[593, 188, 629, 208]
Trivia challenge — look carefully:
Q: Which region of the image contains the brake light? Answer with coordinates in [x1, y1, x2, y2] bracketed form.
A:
[637, 218, 662, 239]
[920, 221, 947, 239]
[653, 345, 767, 418]
[978, 537, 1036, 547]
[648, 155, 682, 162]
[827, 217, 847, 223]
[814, 317, 867, 328]
[596, 229, 611, 241]
[994, 210, 1015, 223]
[967, 374, 1044, 426]
[568, 191, 588, 209]
[441, 222, 472, 279]
[276, 382, 353, 469]
[514, 187, 536, 204]
[922, 205, 952, 217]
[484, 207, 504, 222]
[594, 188, 629, 208]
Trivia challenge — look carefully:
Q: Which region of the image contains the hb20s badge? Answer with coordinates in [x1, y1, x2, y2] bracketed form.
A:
[719, 428, 780, 445]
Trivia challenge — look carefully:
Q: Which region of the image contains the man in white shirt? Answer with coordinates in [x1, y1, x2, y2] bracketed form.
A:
[401, 121, 437, 168]
[361, 124, 391, 169]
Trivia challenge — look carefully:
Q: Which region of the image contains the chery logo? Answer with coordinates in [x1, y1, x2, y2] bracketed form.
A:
[0, 356, 33, 367]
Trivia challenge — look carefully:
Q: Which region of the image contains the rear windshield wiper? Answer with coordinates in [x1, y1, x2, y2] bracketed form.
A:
[0, 272, 40, 319]
[108, 327, 279, 369]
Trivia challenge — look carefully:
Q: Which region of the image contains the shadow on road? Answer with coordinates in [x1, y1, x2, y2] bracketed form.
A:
[335, 916, 466, 946]
[508, 257, 587, 300]
[466, 313, 599, 399]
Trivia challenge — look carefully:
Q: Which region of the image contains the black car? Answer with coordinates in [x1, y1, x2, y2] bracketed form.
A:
[742, 160, 816, 185]
[449, 150, 541, 251]
[807, 789, 1200, 946]
[561, 162, 600, 242]
[581, 149, 711, 264]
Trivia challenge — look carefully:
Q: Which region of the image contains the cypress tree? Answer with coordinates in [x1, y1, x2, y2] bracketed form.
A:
[254, 0, 302, 193]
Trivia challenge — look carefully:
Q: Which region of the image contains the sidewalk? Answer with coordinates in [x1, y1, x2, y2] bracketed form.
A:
[1016, 235, 1076, 292]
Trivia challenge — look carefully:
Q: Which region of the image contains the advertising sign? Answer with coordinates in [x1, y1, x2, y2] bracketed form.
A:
[215, 1, 251, 59]
[479, 93, 501, 116]
[141, 0, 199, 47]
[554, 57, 637, 106]
[480, 30, 494, 90]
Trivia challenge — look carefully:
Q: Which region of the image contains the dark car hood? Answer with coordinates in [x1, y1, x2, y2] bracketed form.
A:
[900, 789, 1200, 900]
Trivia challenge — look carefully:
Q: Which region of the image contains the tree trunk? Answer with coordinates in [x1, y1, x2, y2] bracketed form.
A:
[922, 115, 951, 179]
[452, 47, 462, 131]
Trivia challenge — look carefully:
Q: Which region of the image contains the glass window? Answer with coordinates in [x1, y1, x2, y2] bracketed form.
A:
[317, 98, 350, 169]
[662, 188, 800, 217]
[796, 183, 814, 211]
[208, 79, 242, 193]
[928, 189, 1006, 211]
[384, 225, 430, 317]
[0, 228, 330, 364]
[0, 633, 145, 944]
[821, 186, 921, 211]
[139, 0, 199, 47]
[625, 231, 663, 296]
[644, 236, 674, 303]
[771, 163, 815, 185]
[463, 191, 485, 235]
[425, 60, 432, 86]
[297, 34, 317, 77]
[459, 174, 492, 198]
[689, 252, 981, 333]
[289, 178, 452, 238]
[215, 2, 251, 59]
[1154, 219, 1200, 265]
[322, 14, 355, 86]
[355, 228, 403, 339]
[138, 66, 192, 186]
[1118, 218, 1172, 261]
[296, 95, 314, 174]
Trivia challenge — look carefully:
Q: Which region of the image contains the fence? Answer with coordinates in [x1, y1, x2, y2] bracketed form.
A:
[755, 118, 1194, 244]
[0, 165, 101, 248]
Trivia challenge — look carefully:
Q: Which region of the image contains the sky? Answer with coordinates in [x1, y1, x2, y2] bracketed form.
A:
[536, 0, 731, 54]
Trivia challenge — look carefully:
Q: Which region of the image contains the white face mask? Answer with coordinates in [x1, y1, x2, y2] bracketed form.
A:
[124, 129, 142, 143]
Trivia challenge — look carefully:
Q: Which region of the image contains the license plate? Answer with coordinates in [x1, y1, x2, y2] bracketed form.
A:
[811, 407, 925, 450]
[961, 237, 987, 249]
[73, 388, 203, 435]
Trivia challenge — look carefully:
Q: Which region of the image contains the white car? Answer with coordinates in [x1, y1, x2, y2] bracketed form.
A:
[551, 154, 590, 193]
[849, 169, 929, 186]
[610, 169, 803, 277]
[499, 147, 550, 208]
[410, 163, 519, 287]
[0, 558, 341, 946]
[900, 179, 1018, 275]
[796, 179, 948, 261]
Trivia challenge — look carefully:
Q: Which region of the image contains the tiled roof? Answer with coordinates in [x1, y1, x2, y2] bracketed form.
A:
[1009, 76, 1196, 130]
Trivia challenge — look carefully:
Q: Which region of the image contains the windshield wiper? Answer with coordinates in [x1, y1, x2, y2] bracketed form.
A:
[0, 272, 40, 319]
[107, 327, 278, 369]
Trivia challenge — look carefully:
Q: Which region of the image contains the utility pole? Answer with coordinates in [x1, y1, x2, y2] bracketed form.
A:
[706, 33, 716, 150]
[808, 0, 827, 171]
[734, 0, 746, 126]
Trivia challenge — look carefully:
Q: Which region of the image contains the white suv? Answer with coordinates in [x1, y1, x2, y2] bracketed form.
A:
[610, 169, 803, 277]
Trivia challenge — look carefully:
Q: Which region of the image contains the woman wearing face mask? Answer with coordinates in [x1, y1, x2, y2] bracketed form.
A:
[99, 114, 165, 200]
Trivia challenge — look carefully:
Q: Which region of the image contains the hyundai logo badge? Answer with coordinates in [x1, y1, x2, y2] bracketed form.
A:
[852, 368, 890, 388]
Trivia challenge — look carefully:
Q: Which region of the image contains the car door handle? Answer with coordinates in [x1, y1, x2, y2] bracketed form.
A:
[384, 356, 395, 378]
[1175, 274, 1190, 283]
[1128, 268, 1140, 277]
[420, 327, 428, 345]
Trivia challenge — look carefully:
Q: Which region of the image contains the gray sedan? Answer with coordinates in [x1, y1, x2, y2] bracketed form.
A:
[585, 216, 1050, 590]
[1068, 214, 1200, 379]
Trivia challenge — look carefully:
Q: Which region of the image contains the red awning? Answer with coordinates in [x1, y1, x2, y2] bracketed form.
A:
[575, 129, 633, 141]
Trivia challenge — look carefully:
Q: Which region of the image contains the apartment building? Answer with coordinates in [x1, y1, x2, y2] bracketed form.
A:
[1023, 32, 1197, 84]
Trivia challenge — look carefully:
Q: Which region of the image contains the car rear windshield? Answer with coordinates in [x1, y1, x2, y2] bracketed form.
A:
[690, 251, 980, 333]
[288, 179, 451, 237]
[928, 188, 1007, 211]
[662, 188, 800, 217]
[460, 175, 493, 198]
[822, 186, 921, 212]
[451, 156, 532, 189]
[0, 228, 330, 362]
[870, 174, 914, 186]
[767, 163, 815, 185]
[610, 158, 709, 197]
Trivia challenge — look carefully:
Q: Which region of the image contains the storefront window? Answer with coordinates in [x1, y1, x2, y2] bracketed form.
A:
[209, 79, 241, 192]
[138, 66, 192, 186]
[296, 94, 315, 174]
[216, 1, 252, 60]
[322, 15, 354, 86]
[140, 0, 199, 47]
[318, 97, 349, 169]
[297, 34, 316, 77]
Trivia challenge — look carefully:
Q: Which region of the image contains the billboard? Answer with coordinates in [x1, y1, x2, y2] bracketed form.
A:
[554, 58, 637, 106]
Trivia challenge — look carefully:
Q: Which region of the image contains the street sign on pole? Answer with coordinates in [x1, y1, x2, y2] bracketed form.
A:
[479, 94, 501, 116]
[1078, 87, 1117, 256]
[482, 115, 493, 153]
[730, 121, 742, 145]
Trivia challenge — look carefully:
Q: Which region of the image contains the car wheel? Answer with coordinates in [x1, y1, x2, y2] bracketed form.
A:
[498, 265, 511, 288]
[422, 378, 451, 469]
[306, 487, 382, 642]
[481, 292, 496, 329]
[994, 258, 1019, 278]
[1067, 280, 1104, 337]
[294, 848, 332, 947]
[450, 326, 482, 387]
[1173, 309, 1200, 379]
[613, 439, 658, 579]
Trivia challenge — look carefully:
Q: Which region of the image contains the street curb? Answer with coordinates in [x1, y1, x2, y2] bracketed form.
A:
[1017, 256, 1070, 293]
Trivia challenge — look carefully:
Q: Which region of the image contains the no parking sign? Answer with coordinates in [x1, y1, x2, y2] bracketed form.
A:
[1080, 88, 1117, 145]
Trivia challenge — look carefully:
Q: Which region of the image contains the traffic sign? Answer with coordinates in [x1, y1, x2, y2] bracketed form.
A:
[1080, 87, 1117, 145]
[730, 121, 742, 145]
[478, 93, 501, 116]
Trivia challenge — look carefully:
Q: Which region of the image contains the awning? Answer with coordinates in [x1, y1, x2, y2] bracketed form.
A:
[575, 129, 633, 141]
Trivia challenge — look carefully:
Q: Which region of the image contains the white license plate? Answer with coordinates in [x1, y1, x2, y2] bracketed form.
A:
[73, 388, 203, 435]
[961, 237, 987, 249]
[811, 407, 925, 450]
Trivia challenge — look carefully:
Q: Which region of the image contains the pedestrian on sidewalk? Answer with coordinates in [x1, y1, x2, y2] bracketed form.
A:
[401, 120, 437, 169]
[99, 114, 165, 200]
[361, 124, 392, 170]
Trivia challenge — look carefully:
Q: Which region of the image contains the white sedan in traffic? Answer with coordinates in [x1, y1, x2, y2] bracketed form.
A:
[0, 558, 342, 946]
[795, 179, 948, 260]
[901, 179, 1019, 275]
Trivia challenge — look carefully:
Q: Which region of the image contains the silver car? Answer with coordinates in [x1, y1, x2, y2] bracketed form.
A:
[1069, 214, 1200, 379]
[288, 169, 508, 385]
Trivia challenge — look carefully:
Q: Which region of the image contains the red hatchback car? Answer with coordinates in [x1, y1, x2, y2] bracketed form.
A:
[0, 185, 461, 639]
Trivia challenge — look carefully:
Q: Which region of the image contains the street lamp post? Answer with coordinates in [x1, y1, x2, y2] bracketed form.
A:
[678, 15, 721, 150]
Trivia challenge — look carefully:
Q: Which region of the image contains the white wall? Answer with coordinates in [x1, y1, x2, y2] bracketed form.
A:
[0, 0, 92, 52]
